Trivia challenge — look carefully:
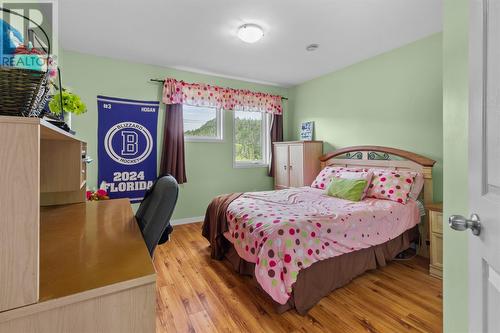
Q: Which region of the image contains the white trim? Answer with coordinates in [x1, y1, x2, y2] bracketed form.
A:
[185, 137, 225, 143]
[232, 110, 270, 168]
[171, 216, 204, 226]
[233, 161, 269, 169]
[267, 114, 274, 175]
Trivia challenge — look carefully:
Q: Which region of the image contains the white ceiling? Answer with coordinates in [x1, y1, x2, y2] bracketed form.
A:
[60, 0, 442, 87]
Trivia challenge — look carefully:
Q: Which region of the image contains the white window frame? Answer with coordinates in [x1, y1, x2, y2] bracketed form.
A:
[183, 105, 224, 143]
[232, 110, 271, 168]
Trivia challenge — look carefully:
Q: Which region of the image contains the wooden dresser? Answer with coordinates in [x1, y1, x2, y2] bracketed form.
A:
[0, 116, 155, 332]
[273, 141, 323, 189]
[428, 202, 443, 279]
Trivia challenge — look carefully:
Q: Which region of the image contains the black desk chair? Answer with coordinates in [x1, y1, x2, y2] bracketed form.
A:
[135, 174, 179, 257]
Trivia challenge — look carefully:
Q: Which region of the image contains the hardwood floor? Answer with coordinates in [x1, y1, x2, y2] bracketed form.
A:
[154, 222, 443, 333]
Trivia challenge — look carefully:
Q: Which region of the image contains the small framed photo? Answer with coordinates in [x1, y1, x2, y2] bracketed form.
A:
[300, 121, 314, 141]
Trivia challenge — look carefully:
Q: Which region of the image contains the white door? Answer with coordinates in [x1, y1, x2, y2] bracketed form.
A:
[274, 145, 289, 188]
[451, 1, 500, 331]
[289, 144, 304, 188]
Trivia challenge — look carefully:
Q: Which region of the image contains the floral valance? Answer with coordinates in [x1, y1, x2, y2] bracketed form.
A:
[162, 78, 283, 115]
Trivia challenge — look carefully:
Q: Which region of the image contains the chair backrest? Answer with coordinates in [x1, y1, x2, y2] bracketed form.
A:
[135, 175, 179, 256]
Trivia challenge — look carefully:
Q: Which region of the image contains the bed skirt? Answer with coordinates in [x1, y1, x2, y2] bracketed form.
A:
[224, 226, 418, 315]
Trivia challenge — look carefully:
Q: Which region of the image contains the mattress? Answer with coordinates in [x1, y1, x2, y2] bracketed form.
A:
[222, 187, 420, 305]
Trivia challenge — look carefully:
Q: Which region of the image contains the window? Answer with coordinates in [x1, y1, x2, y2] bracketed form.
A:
[233, 110, 270, 167]
[183, 105, 223, 142]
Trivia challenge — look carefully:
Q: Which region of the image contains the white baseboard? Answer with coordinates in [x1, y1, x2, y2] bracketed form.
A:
[171, 216, 204, 226]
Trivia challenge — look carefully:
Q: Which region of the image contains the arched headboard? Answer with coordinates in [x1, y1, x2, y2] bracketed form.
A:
[319, 145, 436, 205]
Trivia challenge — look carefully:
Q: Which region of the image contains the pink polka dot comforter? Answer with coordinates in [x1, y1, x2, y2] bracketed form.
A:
[224, 186, 420, 305]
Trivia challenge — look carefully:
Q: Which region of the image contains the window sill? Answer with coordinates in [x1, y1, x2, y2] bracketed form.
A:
[185, 137, 224, 143]
[233, 162, 269, 169]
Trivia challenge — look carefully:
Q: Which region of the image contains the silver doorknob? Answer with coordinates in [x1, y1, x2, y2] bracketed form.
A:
[449, 214, 481, 236]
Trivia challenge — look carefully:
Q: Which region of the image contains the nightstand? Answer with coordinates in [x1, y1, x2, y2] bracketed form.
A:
[428, 202, 443, 279]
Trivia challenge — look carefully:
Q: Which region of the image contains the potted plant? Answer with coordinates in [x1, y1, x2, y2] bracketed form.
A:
[48, 90, 87, 116]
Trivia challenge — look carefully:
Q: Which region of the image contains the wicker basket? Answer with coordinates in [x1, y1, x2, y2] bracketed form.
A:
[0, 7, 52, 118]
[0, 66, 51, 117]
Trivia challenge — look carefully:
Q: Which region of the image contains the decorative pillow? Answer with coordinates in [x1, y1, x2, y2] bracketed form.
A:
[311, 166, 368, 190]
[332, 171, 373, 199]
[326, 178, 368, 202]
[366, 169, 417, 204]
[409, 172, 424, 200]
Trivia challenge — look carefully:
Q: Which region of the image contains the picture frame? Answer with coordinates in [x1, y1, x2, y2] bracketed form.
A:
[300, 121, 314, 141]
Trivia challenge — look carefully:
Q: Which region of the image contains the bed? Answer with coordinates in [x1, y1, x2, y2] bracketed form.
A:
[202, 146, 436, 314]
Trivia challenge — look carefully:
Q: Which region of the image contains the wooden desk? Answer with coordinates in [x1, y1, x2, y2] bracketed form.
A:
[40, 199, 155, 300]
[0, 200, 156, 333]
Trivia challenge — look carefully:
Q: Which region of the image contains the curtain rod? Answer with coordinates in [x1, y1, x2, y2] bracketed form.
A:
[150, 78, 288, 101]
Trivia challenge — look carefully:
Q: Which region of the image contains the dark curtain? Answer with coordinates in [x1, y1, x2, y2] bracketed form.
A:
[160, 104, 187, 184]
[268, 114, 283, 177]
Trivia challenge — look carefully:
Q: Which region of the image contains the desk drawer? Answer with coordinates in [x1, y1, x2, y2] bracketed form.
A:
[430, 232, 443, 279]
[430, 210, 443, 234]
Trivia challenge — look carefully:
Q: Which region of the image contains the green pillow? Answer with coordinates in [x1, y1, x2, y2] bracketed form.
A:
[326, 178, 368, 202]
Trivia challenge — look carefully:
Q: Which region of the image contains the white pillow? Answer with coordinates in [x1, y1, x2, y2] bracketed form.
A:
[311, 166, 368, 190]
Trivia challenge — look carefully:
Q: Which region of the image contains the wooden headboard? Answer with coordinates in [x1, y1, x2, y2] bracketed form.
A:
[319, 145, 436, 205]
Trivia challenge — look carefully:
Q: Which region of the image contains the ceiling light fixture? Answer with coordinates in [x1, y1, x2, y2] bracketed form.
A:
[237, 24, 264, 43]
[306, 43, 320, 52]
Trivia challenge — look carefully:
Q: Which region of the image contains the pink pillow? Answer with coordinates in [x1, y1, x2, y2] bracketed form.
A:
[311, 166, 368, 190]
[333, 170, 373, 199]
[366, 169, 417, 204]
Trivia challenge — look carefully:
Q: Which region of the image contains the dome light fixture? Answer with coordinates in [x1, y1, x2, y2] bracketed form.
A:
[237, 24, 264, 44]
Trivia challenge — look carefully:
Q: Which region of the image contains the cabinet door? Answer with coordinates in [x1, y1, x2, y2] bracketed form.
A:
[0, 122, 39, 312]
[274, 145, 289, 188]
[289, 144, 304, 187]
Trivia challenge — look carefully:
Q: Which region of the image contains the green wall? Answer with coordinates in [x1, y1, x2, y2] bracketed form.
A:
[62, 34, 444, 218]
[288, 33, 443, 201]
[443, 0, 469, 331]
[61, 50, 288, 220]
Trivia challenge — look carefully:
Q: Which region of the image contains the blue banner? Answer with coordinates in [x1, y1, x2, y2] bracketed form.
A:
[97, 95, 159, 203]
